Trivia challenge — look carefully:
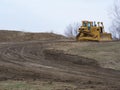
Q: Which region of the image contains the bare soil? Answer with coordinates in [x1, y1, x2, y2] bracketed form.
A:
[0, 30, 120, 90]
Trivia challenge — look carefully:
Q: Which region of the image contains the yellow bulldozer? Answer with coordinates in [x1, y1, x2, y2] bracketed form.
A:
[76, 21, 112, 41]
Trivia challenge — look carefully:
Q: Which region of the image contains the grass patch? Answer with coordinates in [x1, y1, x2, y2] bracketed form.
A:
[0, 80, 77, 90]
[67, 42, 120, 70]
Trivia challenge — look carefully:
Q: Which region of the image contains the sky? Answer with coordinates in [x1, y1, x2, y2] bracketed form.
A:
[0, 0, 114, 34]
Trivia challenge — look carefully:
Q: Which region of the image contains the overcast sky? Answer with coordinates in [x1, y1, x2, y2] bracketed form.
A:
[0, 0, 114, 34]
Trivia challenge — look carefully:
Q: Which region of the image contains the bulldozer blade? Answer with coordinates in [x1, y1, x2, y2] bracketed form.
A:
[100, 33, 112, 41]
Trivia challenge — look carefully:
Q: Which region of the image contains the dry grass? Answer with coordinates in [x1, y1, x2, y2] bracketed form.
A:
[49, 41, 120, 70]
[0, 30, 66, 42]
[0, 80, 77, 90]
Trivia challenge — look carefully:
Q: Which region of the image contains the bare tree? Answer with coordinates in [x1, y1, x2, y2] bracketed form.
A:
[64, 22, 80, 37]
[110, 0, 120, 39]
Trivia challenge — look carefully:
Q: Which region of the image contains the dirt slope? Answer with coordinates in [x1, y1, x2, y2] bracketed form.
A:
[0, 41, 120, 89]
[0, 30, 120, 90]
[49, 41, 120, 70]
[0, 30, 66, 42]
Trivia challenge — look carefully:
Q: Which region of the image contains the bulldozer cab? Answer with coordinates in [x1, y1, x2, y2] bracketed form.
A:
[82, 21, 93, 30]
[82, 21, 104, 33]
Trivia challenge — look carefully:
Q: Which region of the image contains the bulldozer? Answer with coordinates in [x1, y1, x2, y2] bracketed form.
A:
[76, 21, 112, 41]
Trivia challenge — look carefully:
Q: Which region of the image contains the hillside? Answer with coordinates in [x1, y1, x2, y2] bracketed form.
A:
[49, 41, 120, 70]
[0, 30, 120, 90]
[0, 30, 66, 42]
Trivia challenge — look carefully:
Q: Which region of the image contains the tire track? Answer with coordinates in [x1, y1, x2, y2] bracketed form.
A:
[0, 41, 120, 89]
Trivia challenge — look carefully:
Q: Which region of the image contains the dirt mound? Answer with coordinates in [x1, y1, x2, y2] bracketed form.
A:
[0, 41, 120, 89]
[0, 30, 66, 42]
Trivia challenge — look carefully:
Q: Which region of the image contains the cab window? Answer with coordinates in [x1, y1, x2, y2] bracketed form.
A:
[83, 22, 87, 27]
[88, 22, 91, 30]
